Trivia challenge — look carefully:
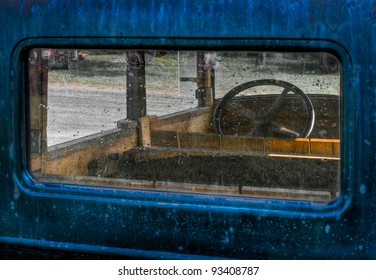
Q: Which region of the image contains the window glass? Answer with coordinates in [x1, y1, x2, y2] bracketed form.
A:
[28, 49, 341, 203]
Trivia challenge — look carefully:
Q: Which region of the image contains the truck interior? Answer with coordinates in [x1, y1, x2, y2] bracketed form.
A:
[28, 49, 341, 203]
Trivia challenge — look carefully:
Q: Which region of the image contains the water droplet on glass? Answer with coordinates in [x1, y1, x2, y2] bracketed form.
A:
[360, 184, 367, 195]
[325, 225, 331, 234]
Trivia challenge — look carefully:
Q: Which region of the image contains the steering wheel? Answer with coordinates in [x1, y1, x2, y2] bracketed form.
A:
[213, 79, 315, 138]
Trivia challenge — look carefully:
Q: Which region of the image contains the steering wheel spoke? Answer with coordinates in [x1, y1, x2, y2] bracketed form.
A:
[267, 88, 290, 115]
[270, 122, 300, 138]
[227, 100, 256, 121]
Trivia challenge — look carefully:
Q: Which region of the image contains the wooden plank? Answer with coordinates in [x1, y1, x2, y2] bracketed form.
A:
[47, 128, 137, 159]
[43, 129, 138, 177]
[75, 176, 155, 189]
[29, 50, 48, 172]
[265, 138, 310, 154]
[196, 52, 212, 88]
[310, 138, 340, 157]
[241, 186, 332, 202]
[30, 155, 42, 171]
[221, 135, 264, 152]
[150, 107, 212, 132]
[154, 181, 240, 195]
[126, 51, 146, 120]
[149, 130, 340, 158]
[149, 128, 340, 159]
[139, 116, 151, 147]
[178, 132, 221, 149]
[150, 130, 178, 148]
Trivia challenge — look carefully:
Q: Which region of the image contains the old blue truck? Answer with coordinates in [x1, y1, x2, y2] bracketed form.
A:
[0, 0, 373, 259]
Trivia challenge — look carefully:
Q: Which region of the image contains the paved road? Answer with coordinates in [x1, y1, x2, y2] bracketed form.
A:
[47, 83, 197, 146]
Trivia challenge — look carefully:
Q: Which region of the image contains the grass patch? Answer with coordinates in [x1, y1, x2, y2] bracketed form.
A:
[48, 51, 179, 92]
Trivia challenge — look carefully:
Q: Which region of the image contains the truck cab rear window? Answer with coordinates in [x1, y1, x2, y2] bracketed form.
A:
[28, 49, 341, 203]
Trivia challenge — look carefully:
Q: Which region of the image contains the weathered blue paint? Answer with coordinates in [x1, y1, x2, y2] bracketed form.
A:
[0, 0, 374, 259]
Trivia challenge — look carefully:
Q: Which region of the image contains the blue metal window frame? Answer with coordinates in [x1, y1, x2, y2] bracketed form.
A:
[11, 37, 352, 218]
